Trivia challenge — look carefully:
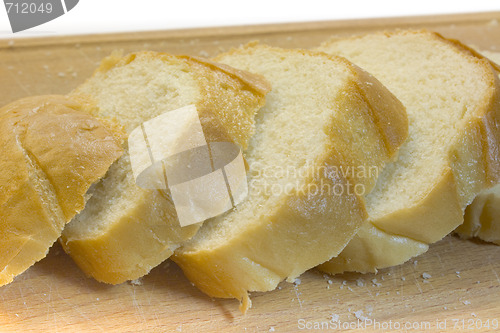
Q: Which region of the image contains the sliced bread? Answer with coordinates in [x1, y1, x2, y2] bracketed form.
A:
[316, 30, 500, 274]
[457, 51, 500, 245]
[172, 43, 408, 312]
[60, 51, 270, 284]
[0, 95, 123, 286]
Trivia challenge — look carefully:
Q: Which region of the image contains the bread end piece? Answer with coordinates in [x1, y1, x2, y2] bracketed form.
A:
[0, 95, 124, 286]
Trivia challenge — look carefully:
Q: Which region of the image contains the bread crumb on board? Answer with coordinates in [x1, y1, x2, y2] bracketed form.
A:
[129, 278, 143, 286]
[353, 310, 369, 321]
[198, 50, 210, 58]
[422, 272, 431, 279]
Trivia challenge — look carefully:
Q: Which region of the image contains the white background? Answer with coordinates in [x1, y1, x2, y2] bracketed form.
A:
[1, 0, 500, 39]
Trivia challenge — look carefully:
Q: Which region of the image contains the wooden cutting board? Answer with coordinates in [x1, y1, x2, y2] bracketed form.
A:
[1, 11, 500, 333]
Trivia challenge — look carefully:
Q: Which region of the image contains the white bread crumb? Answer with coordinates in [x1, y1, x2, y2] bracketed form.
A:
[129, 278, 143, 286]
[353, 310, 369, 321]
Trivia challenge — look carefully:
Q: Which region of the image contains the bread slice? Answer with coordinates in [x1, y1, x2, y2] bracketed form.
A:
[60, 51, 270, 284]
[0, 95, 123, 286]
[456, 51, 500, 245]
[172, 43, 408, 311]
[316, 30, 500, 274]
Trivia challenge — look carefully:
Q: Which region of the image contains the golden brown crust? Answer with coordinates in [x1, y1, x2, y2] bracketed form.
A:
[454, 51, 500, 244]
[61, 192, 198, 283]
[457, 185, 500, 245]
[373, 169, 464, 243]
[351, 65, 408, 157]
[318, 223, 428, 274]
[61, 156, 201, 284]
[337, 60, 408, 192]
[183, 55, 270, 149]
[174, 152, 368, 313]
[0, 95, 124, 286]
[180, 56, 272, 96]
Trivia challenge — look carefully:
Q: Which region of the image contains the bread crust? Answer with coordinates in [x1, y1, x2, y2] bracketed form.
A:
[0, 95, 124, 285]
[173, 44, 408, 312]
[457, 185, 500, 245]
[318, 223, 428, 274]
[456, 51, 500, 245]
[317, 30, 500, 274]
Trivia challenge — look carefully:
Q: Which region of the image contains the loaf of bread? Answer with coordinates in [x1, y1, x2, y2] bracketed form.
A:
[456, 51, 500, 245]
[60, 51, 270, 284]
[172, 43, 408, 312]
[316, 30, 500, 274]
[0, 95, 124, 286]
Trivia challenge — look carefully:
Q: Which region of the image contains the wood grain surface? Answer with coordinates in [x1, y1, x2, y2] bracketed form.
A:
[1, 11, 500, 333]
